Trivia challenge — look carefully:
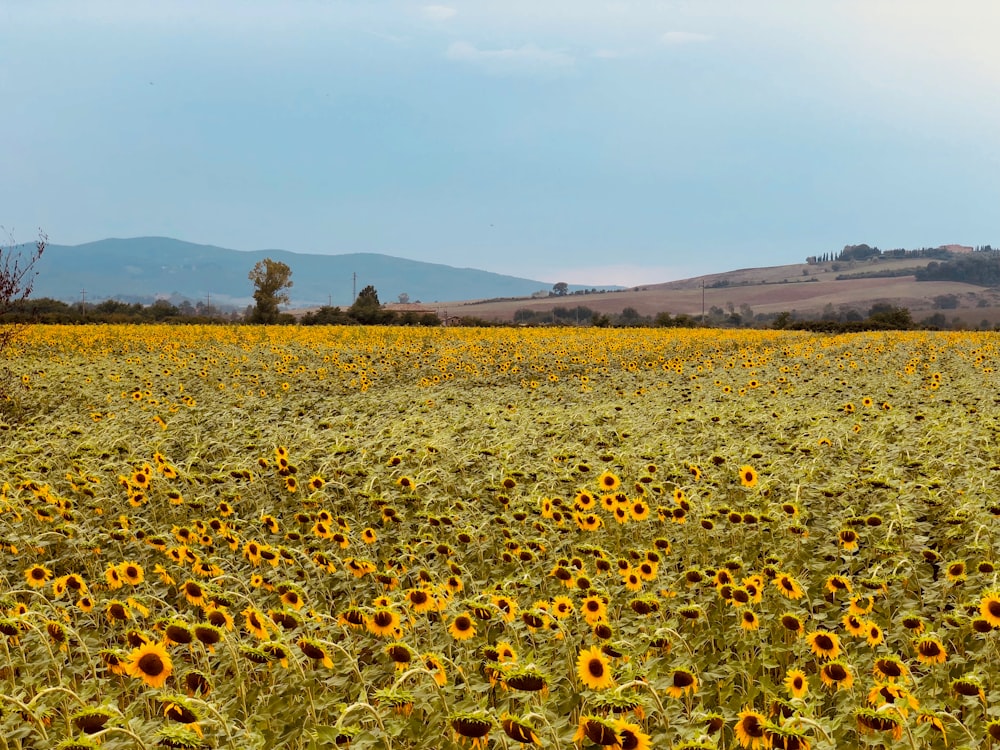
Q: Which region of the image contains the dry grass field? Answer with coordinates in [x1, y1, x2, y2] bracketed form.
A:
[416, 258, 1000, 326]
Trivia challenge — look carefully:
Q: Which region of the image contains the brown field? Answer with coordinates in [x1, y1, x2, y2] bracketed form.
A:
[403, 257, 1000, 325]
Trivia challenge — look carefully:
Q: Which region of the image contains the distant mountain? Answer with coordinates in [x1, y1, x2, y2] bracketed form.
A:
[29, 237, 601, 308]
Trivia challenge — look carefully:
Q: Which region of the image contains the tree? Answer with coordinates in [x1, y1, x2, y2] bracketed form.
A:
[1, 229, 46, 354]
[349, 285, 392, 324]
[248, 258, 292, 323]
[552, 282, 569, 296]
[397, 292, 410, 304]
[1, 229, 46, 410]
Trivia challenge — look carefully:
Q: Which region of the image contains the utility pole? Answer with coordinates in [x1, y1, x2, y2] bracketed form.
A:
[352, 272, 357, 302]
[206, 293, 211, 318]
[701, 281, 705, 324]
[80, 289, 86, 318]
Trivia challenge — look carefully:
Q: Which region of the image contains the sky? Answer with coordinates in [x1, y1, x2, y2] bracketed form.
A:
[2, 1, 999, 287]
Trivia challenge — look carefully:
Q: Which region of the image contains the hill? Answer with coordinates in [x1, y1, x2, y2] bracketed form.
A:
[437, 256, 1000, 326]
[29, 237, 602, 308]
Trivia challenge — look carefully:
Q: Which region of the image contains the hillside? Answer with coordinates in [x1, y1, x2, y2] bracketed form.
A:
[29, 237, 597, 308]
[436, 256, 1000, 326]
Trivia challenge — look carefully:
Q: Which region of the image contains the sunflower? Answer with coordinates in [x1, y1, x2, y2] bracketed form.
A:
[899, 613, 925, 634]
[780, 612, 804, 637]
[614, 718, 651, 750]
[575, 490, 597, 510]
[125, 642, 173, 688]
[105, 600, 131, 624]
[193, 624, 222, 652]
[773, 573, 804, 600]
[945, 560, 966, 582]
[848, 594, 874, 616]
[298, 637, 333, 668]
[819, 660, 854, 690]
[491, 594, 519, 622]
[24, 564, 52, 588]
[837, 529, 858, 552]
[451, 712, 492, 748]
[666, 668, 698, 698]
[914, 636, 947, 665]
[181, 580, 205, 607]
[242, 608, 271, 640]
[870, 656, 907, 683]
[581, 594, 608, 624]
[551, 595, 574, 619]
[784, 669, 808, 699]
[574, 716, 620, 747]
[119, 562, 144, 586]
[630, 500, 650, 522]
[280, 589, 304, 611]
[385, 642, 415, 670]
[735, 708, 769, 749]
[577, 645, 614, 690]
[405, 588, 436, 614]
[60, 573, 88, 596]
[825, 575, 852, 595]
[422, 653, 447, 686]
[855, 708, 903, 741]
[842, 613, 866, 637]
[807, 630, 841, 660]
[501, 713, 540, 745]
[493, 640, 517, 663]
[979, 592, 1000, 627]
[367, 608, 401, 638]
[865, 621, 884, 647]
[449, 613, 477, 641]
[597, 471, 621, 492]
[738, 465, 758, 488]
[740, 610, 760, 631]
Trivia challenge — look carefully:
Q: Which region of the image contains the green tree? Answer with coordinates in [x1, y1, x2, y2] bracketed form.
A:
[349, 285, 393, 324]
[248, 258, 293, 323]
[552, 282, 569, 296]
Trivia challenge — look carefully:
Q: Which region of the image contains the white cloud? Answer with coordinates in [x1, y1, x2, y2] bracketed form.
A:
[421, 5, 457, 21]
[660, 31, 713, 45]
[446, 41, 574, 73]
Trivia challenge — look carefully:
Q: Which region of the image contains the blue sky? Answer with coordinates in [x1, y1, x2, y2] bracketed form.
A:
[3, 1, 998, 286]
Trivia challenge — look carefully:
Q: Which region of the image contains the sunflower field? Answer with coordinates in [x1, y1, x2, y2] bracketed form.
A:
[2, 324, 1000, 750]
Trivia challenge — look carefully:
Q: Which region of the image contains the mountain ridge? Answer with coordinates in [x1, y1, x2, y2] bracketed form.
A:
[29, 236, 613, 308]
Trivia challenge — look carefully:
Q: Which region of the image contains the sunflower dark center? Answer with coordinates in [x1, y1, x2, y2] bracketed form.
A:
[673, 670, 694, 687]
[826, 664, 847, 680]
[138, 653, 165, 676]
[987, 600, 1000, 618]
[877, 659, 902, 677]
[455, 617, 471, 630]
[587, 658, 605, 678]
[196, 627, 220, 644]
[919, 641, 941, 656]
[743, 716, 764, 737]
[30, 568, 45, 580]
[815, 634, 834, 650]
